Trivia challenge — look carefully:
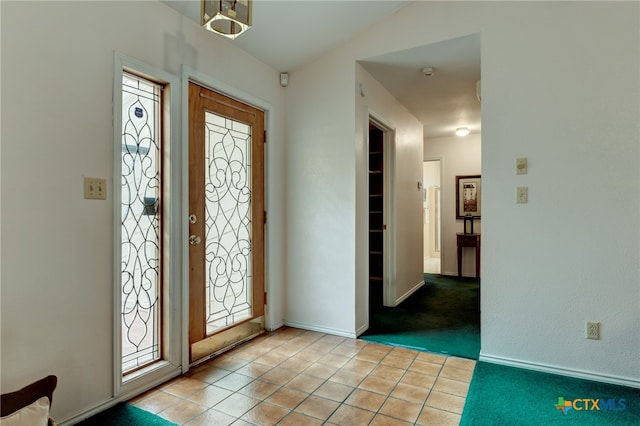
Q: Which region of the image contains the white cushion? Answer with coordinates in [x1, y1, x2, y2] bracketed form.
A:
[0, 396, 49, 426]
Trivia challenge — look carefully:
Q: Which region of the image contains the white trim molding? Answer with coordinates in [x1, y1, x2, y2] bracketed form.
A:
[180, 66, 276, 372]
[284, 321, 358, 339]
[356, 322, 369, 338]
[112, 52, 183, 398]
[393, 280, 425, 307]
[479, 354, 640, 389]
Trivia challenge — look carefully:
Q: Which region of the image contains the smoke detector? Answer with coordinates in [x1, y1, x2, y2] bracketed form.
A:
[421, 67, 434, 77]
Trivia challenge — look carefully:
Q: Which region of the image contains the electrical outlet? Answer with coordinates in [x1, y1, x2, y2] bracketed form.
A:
[586, 321, 600, 340]
[84, 177, 107, 200]
[516, 187, 528, 204]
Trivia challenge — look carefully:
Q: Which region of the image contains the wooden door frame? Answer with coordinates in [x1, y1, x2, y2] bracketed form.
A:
[180, 70, 274, 372]
[187, 82, 265, 363]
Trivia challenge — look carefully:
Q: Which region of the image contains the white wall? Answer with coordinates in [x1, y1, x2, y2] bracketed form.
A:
[0, 1, 286, 422]
[424, 135, 481, 276]
[283, 49, 423, 337]
[477, 2, 639, 385]
[285, 1, 639, 386]
[282, 46, 358, 336]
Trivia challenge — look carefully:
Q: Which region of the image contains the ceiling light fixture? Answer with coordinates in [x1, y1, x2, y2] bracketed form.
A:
[456, 127, 470, 137]
[202, 0, 252, 40]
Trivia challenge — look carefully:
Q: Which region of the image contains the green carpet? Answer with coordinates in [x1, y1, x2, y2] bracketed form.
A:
[361, 273, 480, 359]
[461, 362, 640, 425]
[76, 403, 177, 426]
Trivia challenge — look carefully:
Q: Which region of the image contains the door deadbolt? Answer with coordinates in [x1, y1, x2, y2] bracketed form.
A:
[189, 235, 201, 245]
[189, 214, 197, 224]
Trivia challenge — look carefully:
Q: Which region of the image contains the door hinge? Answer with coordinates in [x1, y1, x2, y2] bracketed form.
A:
[264, 211, 267, 224]
[264, 291, 267, 305]
[264, 130, 267, 143]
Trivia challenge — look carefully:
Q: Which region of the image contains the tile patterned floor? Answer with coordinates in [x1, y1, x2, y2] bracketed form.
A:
[130, 327, 475, 425]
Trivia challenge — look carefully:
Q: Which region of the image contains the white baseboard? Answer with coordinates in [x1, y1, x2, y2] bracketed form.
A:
[59, 398, 122, 426]
[479, 353, 640, 389]
[284, 320, 357, 339]
[356, 322, 369, 337]
[267, 320, 285, 332]
[392, 280, 424, 307]
[58, 369, 181, 425]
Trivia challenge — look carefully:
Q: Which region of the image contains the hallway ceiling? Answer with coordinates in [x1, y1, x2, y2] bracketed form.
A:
[161, 0, 481, 139]
[360, 34, 481, 139]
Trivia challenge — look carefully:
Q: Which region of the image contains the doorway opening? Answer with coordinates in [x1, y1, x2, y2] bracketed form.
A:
[366, 116, 396, 311]
[368, 122, 385, 310]
[359, 33, 481, 359]
[423, 159, 441, 274]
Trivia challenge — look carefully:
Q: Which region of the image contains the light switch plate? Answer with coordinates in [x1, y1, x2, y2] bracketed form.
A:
[516, 186, 528, 204]
[280, 72, 289, 87]
[84, 177, 107, 200]
[586, 321, 600, 340]
[516, 157, 528, 175]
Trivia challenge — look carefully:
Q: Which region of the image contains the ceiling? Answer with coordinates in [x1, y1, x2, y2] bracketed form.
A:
[162, 0, 481, 139]
[360, 34, 481, 139]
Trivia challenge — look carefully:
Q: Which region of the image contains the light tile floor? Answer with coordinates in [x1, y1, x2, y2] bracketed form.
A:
[130, 327, 475, 425]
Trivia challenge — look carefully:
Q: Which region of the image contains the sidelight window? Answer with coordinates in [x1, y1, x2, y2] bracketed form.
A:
[120, 72, 163, 374]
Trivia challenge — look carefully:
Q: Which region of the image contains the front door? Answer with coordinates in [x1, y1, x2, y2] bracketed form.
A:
[188, 82, 265, 364]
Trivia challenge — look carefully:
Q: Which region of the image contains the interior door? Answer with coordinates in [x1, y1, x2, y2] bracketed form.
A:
[188, 82, 265, 364]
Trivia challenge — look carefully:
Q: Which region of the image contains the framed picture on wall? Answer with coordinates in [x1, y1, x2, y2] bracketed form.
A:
[456, 175, 481, 219]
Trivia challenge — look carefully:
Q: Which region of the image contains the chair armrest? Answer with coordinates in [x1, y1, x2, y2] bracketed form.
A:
[0, 375, 57, 418]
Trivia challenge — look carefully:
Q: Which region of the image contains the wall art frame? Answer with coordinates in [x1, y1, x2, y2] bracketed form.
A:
[456, 174, 481, 219]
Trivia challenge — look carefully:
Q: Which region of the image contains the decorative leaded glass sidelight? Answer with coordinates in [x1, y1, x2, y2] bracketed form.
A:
[204, 111, 253, 335]
[120, 73, 162, 373]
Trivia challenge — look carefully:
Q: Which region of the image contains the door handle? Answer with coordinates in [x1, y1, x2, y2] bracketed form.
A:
[189, 235, 202, 245]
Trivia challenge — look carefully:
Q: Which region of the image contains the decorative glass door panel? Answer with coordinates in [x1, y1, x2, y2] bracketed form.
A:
[120, 73, 162, 374]
[188, 83, 265, 364]
[204, 111, 252, 334]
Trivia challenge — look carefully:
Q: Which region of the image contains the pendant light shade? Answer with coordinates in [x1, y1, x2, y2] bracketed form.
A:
[202, 0, 252, 40]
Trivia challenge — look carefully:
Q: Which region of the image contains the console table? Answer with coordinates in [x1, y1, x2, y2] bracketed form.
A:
[457, 233, 480, 278]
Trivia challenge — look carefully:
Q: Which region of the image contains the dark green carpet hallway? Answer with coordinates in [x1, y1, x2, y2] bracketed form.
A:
[361, 273, 480, 359]
[461, 361, 640, 425]
[76, 403, 177, 425]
